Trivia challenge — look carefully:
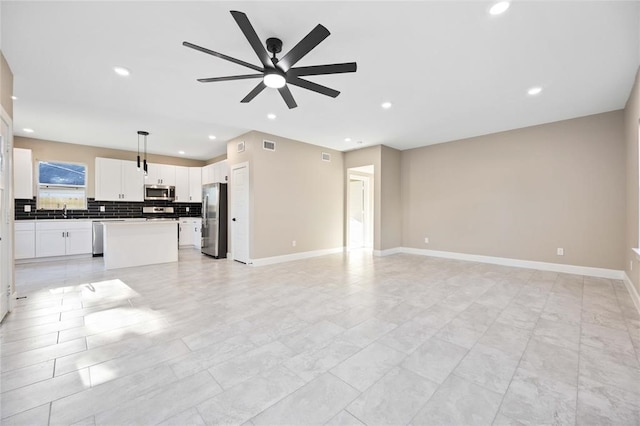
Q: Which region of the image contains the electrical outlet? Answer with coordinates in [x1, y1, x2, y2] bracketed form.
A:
[292, 240, 296, 247]
[186, 207, 190, 212]
[557, 248, 564, 256]
[424, 237, 429, 244]
[24, 205, 31, 212]
[99, 206, 105, 212]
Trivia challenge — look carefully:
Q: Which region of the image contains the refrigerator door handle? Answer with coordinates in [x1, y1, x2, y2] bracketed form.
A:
[203, 194, 208, 226]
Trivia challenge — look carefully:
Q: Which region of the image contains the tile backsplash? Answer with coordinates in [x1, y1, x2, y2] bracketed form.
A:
[15, 198, 202, 220]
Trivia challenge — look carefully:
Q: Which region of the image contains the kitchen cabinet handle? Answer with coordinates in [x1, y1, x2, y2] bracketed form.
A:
[62, 232, 65, 238]
[66, 232, 69, 237]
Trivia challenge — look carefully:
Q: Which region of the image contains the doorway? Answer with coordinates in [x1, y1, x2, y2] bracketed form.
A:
[347, 166, 373, 250]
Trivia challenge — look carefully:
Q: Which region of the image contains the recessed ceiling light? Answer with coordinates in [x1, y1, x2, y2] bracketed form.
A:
[208, 135, 216, 140]
[267, 113, 277, 120]
[489, 1, 510, 15]
[179, 150, 185, 155]
[344, 138, 352, 142]
[527, 86, 542, 96]
[11, 96, 17, 100]
[23, 128, 34, 133]
[113, 66, 130, 77]
[381, 102, 392, 109]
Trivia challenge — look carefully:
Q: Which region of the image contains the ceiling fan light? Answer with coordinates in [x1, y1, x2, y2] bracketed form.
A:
[264, 72, 286, 89]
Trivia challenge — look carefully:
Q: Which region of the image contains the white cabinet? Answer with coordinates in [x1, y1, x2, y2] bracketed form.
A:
[15, 221, 36, 259]
[174, 166, 202, 203]
[202, 160, 228, 185]
[202, 163, 215, 185]
[188, 167, 202, 202]
[145, 163, 175, 186]
[95, 158, 144, 201]
[14, 148, 33, 199]
[174, 166, 189, 202]
[179, 217, 202, 248]
[35, 221, 92, 258]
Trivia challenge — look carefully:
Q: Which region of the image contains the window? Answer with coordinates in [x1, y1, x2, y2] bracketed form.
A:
[37, 161, 87, 210]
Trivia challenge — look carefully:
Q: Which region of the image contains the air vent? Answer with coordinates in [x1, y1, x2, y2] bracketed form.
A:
[237, 141, 245, 153]
[321, 152, 331, 162]
[263, 140, 276, 151]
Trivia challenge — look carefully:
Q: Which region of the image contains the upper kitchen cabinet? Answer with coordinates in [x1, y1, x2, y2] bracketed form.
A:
[145, 163, 175, 186]
[188, 167, 202, 202]
[14, 148, 34, 199]
[95, 157, 144, 201]
[174, 166, 202, 203]
[202, 160, 228, 185]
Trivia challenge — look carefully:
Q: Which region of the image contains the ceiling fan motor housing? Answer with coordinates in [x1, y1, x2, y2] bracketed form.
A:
[266, 38, 283, 55]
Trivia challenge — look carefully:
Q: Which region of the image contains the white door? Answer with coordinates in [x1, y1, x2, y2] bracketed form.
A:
[231, 163, 249, 263]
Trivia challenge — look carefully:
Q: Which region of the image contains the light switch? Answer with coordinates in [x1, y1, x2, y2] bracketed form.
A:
[100, 206, 106, 212]
[24, 205, 31, 212]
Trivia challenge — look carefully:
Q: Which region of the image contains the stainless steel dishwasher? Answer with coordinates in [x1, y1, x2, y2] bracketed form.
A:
[92, 219, 124, 256]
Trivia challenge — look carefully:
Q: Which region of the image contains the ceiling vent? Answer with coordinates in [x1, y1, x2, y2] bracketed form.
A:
[321, 152, 331, 162]
[263, 140, 276, 151]
[237, 141, 245, 153]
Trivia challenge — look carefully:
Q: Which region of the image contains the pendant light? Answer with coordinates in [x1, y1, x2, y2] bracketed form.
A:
[137, 131, 149, 175]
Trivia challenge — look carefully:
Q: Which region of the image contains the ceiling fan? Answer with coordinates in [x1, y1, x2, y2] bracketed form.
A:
[183, 10, 357, 109]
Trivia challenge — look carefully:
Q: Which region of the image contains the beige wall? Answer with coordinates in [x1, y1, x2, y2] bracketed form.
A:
[227, 131, 344, 260]
[0, 51, 13, 119]
[380, 146, 402, 250]
[205, 154, 227, 165]
[625, 67, 640, 293]
[15, 137, 205, 198]
[402, 111, 626, 270]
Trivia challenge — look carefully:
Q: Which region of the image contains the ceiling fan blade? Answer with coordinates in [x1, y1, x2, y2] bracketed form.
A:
[241, 81, 267, 103]
[287, 76, 340, 98]
[278, 85, 298, 109]
[277, 24, 330, 71]
[197, 74, 263, 83]
[183, 41, 263, 73]
[289, 62, 357, 77]
[230, 11, 273, 69]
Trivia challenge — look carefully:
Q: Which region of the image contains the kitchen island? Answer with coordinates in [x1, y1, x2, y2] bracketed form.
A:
[102, 221, 178, 270]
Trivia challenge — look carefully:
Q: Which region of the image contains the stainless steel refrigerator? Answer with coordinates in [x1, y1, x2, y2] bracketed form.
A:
[201, 183, 228, 258]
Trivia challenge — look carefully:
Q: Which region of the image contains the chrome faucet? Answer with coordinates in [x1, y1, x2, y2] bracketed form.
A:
[62, 204, 67, 219]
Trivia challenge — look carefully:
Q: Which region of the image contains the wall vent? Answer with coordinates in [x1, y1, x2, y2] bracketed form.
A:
[237, 141, 245, 153]
[321, 152, 331, 162]
[263, 140, 276, 151]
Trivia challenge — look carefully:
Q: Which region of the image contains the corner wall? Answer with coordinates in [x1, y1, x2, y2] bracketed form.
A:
[227, 131, 344, 260]
[0, 51, 13, 119]
[625, 67, 640, 294]
[401, 111, 626, 270]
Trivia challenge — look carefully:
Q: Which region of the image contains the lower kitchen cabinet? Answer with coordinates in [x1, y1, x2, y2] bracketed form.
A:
[179, 217, 202, 249]
[35, 221, 93, 258]
[15, 222, 36, 259]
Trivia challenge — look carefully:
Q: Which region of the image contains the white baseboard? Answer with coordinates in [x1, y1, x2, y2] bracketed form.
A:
[399, 247, 624, 280]
[373, 247, 404, 257]
[250, 247, 345, 267]
[623, 272, 640, 316]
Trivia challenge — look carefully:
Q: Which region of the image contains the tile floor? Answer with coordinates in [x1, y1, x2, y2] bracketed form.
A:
[1, 249, 639, 425]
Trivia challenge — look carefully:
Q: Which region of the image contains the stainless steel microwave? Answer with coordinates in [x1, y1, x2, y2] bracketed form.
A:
[144, 185, 175, 201]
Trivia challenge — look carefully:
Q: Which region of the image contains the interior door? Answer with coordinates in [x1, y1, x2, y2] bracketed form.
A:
[231, 164, 249, 263]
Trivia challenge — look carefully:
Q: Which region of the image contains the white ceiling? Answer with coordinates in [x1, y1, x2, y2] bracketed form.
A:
[2, 1, 639, 161]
